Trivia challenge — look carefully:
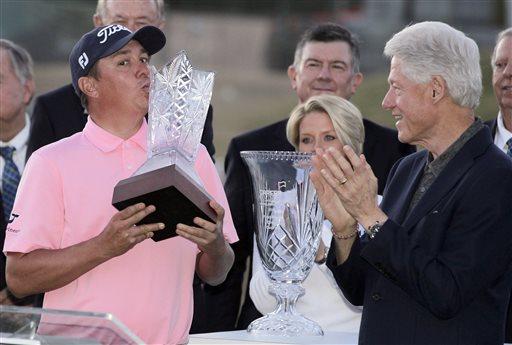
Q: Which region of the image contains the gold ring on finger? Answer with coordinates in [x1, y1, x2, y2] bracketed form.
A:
[338, 177, 348, 185]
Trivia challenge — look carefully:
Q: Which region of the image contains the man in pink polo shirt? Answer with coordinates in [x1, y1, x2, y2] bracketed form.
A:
[3, 25, 237, 345]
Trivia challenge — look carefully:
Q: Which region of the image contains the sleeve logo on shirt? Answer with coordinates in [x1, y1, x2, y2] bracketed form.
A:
[97, 24, 131, 44]
[78, 53, 89, 69]
[7, 213, 18, 224]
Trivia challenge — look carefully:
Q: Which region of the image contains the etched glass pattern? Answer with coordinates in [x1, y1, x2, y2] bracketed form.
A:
[147, 51, 214, 163]
[241, 151, 324, 336]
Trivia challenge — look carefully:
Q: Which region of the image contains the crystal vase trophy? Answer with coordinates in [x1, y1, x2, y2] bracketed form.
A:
[241, 151, 324, 336]
[112, 51, 215, 241]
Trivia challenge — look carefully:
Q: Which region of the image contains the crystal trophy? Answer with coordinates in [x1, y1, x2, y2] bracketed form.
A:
[241, 151, 324, 336]
[112, 51, 215, 241]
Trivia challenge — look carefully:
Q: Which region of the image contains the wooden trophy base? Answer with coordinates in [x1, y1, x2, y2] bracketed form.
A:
[112, 164, 215, 242]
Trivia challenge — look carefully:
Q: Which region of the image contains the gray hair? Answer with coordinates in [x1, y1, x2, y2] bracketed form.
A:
[287, 94, 364, 155]
[384, 21, 482, 110]
[95, 0, 165, 21]
[0, 39, 34, 85]
[491, 27, 512, 68]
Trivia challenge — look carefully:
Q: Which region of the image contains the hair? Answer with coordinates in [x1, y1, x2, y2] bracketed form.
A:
[491, 27, 512, 68]
[79, 63, 101, 111]
[0, 39, 34, 104]
[384, 21, 482, 110]
[95, 0, 165, 21]
[287, 94, 364, 155]
[0, 39, 34, 85]
[293, 23, 361, 74]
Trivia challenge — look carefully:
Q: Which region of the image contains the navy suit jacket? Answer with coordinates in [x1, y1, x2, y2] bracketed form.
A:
[328, 126, 512, 345]
[486, 118, 512, 343]
[213, 117, 415, 331]
[26, 84, 215, 161]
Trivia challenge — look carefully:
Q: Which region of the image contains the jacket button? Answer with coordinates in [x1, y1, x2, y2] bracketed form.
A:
[372, 293, 382, 301]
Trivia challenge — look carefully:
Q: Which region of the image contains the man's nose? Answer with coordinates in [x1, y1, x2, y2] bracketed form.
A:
[382, 89, 394, 110]
[136, 62, 149, 78]
[317, 64, 332, 80]
[503, 60, 512, 77]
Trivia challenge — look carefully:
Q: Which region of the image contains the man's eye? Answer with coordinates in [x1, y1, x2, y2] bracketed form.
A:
[495, 62, 505, 69]
[332, 64, 345, 71]
[306, 62, 320, 68]
[118, 60, 129, 66]
[140, 57, 149, 64]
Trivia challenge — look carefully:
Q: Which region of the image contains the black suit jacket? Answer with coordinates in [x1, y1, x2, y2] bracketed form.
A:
[0, 191, 6, 291]
[328, 126, 512, 344]
[485, 118, 512, 343]
[26, 84, 215, 161]
[210, 117, 415, 330]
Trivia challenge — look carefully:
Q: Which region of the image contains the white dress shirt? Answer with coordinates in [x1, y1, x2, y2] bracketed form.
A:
[494, 112, 512, 154]
[0, 113, 30, 192]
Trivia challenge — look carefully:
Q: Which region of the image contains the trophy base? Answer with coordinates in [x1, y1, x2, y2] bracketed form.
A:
[247, 313, 323, 337]
[112, 164, 215, 242]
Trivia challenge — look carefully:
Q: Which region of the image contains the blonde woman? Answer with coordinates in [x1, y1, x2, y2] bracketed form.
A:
[249, 94, 371, 332]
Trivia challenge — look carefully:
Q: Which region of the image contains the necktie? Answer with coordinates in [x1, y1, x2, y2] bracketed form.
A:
[506, 138, 512, 158]
[0, 146, 21, 222]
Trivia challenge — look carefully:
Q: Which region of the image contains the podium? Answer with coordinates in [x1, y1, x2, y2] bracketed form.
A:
[0, 305, 142, 345]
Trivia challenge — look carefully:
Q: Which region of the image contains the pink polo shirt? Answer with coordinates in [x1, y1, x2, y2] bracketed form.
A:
[4, 118, 238, 345]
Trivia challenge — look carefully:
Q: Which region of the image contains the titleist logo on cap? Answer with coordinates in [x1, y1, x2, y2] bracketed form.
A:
[97, 24, 131, 44]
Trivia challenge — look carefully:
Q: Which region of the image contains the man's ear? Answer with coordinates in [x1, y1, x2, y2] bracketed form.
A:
[431, 75, 446, 104]
[23, 79, 35, 105]
[78, 76, 99, 99]
[156, 17, 165, 30]
[287, 64, 298, 91]
[350, 72, 364, 95]
[93, 13, 103, 28]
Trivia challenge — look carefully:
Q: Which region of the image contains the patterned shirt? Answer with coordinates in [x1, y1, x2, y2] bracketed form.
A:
[406, 118, 484, 215]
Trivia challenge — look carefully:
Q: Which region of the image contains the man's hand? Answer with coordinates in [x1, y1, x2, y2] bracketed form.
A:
[95, 203, 165, 259]
[176, 200, 228, 257]
[313, 146, 386, 229]
[177, 200, 234, 286]
[0, 288, 14, 305]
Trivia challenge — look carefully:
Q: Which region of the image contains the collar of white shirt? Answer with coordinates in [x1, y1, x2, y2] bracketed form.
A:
[0, 113, 31, 176]
[494, 112, 512, 153]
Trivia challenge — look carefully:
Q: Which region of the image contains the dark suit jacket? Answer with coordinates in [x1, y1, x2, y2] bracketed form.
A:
[26, 84, 215, 161]
[0, 191, 6, 291]
[211, 117, 416, 330]
[485, 118, 512, 343]
[328, 126, 512, 345]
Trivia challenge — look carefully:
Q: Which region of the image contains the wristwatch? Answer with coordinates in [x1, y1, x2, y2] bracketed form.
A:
[367, 221, 382, 239]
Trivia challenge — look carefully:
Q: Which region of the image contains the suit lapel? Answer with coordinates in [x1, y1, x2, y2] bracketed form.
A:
[362, 118, 377, 158]
[273, 119, 294, 151]
[401, 128, 492, 231]
[383, 153, 426, 224]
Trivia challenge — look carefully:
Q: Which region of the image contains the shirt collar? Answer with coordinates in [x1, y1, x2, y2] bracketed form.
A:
[495, 111, 512, 153]
[83, 116, 147, 152]
[425, 117, 484, 177]
[0, 113, 31, 150]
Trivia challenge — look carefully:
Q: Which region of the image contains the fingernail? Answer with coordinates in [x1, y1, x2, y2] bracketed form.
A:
[159, 223, 165, 229]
